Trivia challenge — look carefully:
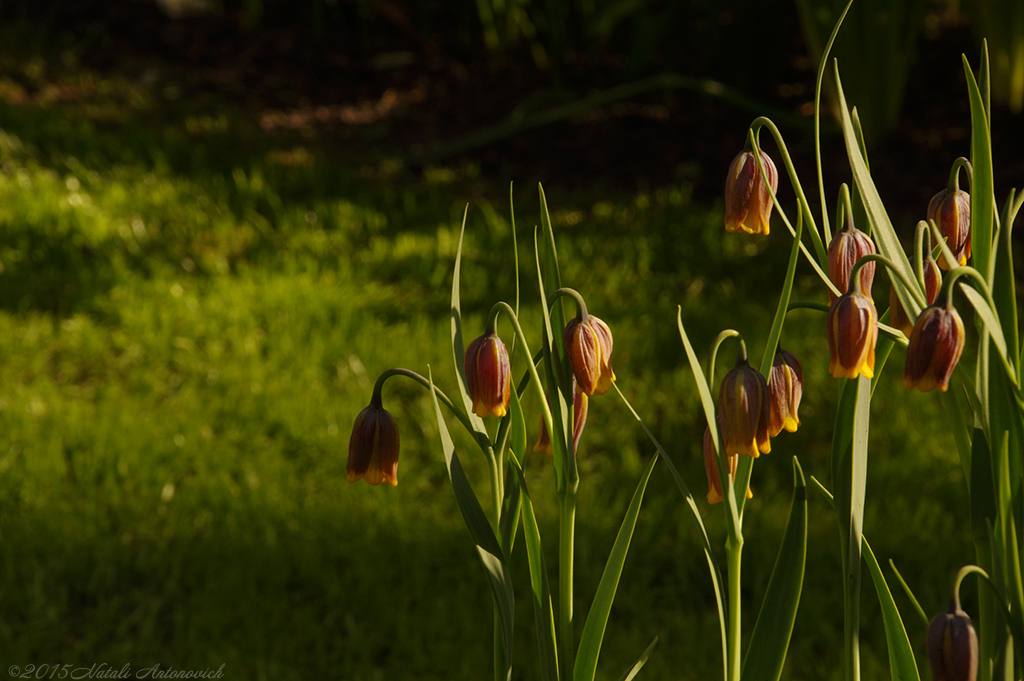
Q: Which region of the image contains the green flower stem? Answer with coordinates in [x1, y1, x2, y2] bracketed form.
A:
[550, 287, 589, 321]
[949, 156, 973, 191]
[838, 183, 854, 234]
[727, 534, 744, 681]
[914, 222, 931, 291]
[709, 330, 743, 389]
[373, 368, 491, 456]
[849, 254, 928, 311]
[489, 301, 577, 678]
[559, 490, 577, 681]
[942, 265, 1020, 384]
[750, 118, 828, 267]
[746, 127, 836, 296]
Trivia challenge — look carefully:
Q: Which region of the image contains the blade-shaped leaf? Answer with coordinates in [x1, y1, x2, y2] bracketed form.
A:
[833, 63, 920, 320]
[993, 195, 1020, 379]
[741, 457, 807, 681]
[963, 55, 995, 280]
[613, 383, 729, 681]
[677, 307, 741, 531]
[513, 455, 559, 681]
[451, 205, 490, 440]
[812, 479, 921, 681]
[429, 370, 514, 679]
[616, 638, 658, 681]
[959, 283, 1011, 374]
[573, 453, 658, 681]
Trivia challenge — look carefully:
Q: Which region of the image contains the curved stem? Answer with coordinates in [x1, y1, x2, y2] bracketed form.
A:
[550, 287, 589, 321]
[914, 221, 931, 291]
[953, 565, 991, 608]
[949, 157, 973, 191]
[751, 118, 827, 267]
[849, 254, 928, 310]
[709, 330, 744, 391]
[788, 301, 831, 313]
[373, 368, 487, 451]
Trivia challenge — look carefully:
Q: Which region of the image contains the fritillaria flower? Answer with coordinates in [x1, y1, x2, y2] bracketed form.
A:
[827, 216, 877, 302]
[465, 332, 512, 418]
[718, 358, 771, 458]
[724, 149, 779, 235]
[564, 315, 616, 396]
[703, 425, 752, 505]
[827, 289, 879, 380]
[767, 348, 803, 437]
[926, 601, 978, 681]
[928, 187, 971, 270]
[347, 404, 400, 486]
[904, 299, 965, 393]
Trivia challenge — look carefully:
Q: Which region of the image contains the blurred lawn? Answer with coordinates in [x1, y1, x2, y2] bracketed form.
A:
[0, 47, 975, 681]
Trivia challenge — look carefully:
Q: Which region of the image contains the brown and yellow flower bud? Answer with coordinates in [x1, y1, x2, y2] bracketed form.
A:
[928, 187, 971, 270]
[347, 404, 400, 486]
[534, 381, 589, 456]
[724, 149, 779, 235]
[889, 255, 942, 336]
[564, 315, 616, 396]
[718, 358, 771, 458]
[768, 348, 803, 437]
[904, 300, 965, 393]
[465, 332, 511, 418]
[703, 425, 752, 505]
[926, 601, 978, 681]
[827, 290, 878, 380]
[827, 218, 877, 302]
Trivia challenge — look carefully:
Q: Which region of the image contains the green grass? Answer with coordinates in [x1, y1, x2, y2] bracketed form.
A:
[0, 50, 975, 680]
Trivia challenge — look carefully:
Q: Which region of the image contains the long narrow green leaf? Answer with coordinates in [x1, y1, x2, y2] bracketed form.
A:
[963, 56, 995, 280]
[811, 479, 921, 681]
[863, 540, 921, 681]
[573, 453, 659, 681]
[429, 370, 515, 679]
[993, 194, 1020, 381]
[512, 452, 559, 681]
[616, 638, 659, 681]
[613, 383, 729, 681]
[832, 63, 920, 319]
[677, 308, 741, 531]
[888, 560, 930, 628]
[741, 457, 807, 681]
[959, 284, 1011, 373]
[451, 205, 490, 439]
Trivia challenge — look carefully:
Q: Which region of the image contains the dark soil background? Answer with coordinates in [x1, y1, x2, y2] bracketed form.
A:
[1, 0, 1021, 223]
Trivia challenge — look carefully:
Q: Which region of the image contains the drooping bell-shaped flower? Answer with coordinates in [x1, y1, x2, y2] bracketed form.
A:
[703, 425, 753, 505]
[724, 149, 778, 235]
[564, 315, 616, 396]
[534, 380, 589, 456]
[465, 332, 512, 418]
[347, 404, 400, 486]
[926, 600, 978, 681]
[718, 358, 771, 458]
[827, 288, 879, 380]
[827, 215, 877, 302]
[767, 348, 803, 436]
[904, 298, 965, 393]
[928, 187, 971, 270]
[889, 255, 942, 336]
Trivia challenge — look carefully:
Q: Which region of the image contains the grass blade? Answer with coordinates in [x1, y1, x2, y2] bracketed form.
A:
[832, 63, 920, 320]
[429, 369, 515, 680]
[616, 638, 659, 681]
[451, 205, 490, 439]
[963, 55, 995, 280]
[741, 457, 807, 681]
[512, 451, 560, 681]
[863, 540, 921, 681]
[573, 453, 658, 681]
[613, 383, 729, 681]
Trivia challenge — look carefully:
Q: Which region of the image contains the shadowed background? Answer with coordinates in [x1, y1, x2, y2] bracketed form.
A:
[0, 0, 1017, 678]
